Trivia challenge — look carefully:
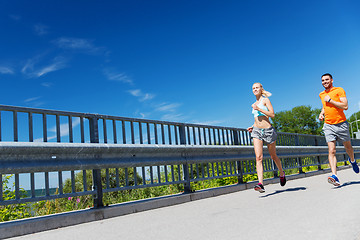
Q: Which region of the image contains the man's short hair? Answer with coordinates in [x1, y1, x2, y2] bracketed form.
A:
[322, 73, 333, 79]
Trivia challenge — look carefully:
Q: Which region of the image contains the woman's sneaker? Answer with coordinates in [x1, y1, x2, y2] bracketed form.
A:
[280, 173, 286, 186]
[349, 158, 359, 174]
[254, 183, 265, 193]
[328, 175, 340, 186]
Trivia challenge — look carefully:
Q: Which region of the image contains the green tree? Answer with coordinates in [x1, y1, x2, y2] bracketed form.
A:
[271, 105, 323, 135]
[348, 111, 360, 138]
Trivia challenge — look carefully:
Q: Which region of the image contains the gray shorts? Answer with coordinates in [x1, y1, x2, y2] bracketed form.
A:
[251, 126, 277, 145]
[323, 121, 351, 143]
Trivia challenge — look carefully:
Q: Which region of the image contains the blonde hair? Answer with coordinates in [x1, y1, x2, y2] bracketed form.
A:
[253, 82, 272, 97]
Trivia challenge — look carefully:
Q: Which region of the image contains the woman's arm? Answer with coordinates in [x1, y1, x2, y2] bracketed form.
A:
[247, 124, 254, 132]
[253, 98, 275, 118]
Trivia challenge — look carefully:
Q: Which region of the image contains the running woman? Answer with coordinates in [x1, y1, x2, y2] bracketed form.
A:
[247, 83, 286, 193]
[319, 73, 359, 186]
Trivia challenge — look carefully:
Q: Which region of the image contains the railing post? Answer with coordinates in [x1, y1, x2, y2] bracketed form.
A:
[179, 124, 192, 193]
[233, 130, 244, 184]
[315, 137, 322, 170]
[343, 138, 348, 165]
[295, 134, 304, 174]
[89, 117, 104, 208]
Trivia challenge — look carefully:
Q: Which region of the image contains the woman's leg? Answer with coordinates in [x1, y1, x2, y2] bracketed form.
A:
[253, 138, 264, 184]
[267, 141, 285, 176]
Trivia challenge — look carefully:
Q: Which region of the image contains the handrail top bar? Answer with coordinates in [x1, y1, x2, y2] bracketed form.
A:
[0, 104, 245, 131]
[0, 141, 358, 174]
[0, 141, 357, 151]
[0, 104, 330, 138]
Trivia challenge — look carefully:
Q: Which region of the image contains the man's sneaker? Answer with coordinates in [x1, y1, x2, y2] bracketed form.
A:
[349, 158, 359, 174]
[254, 183, 265, 193]
[328, 175, 340, 186]
[280, 173, 286, 186]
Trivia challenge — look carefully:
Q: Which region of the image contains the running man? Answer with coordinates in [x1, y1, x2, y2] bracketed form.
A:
[319, 73, 359, 186]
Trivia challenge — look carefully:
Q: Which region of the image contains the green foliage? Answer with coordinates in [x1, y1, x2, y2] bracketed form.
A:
[30, 164, 252, 217]
[348, 111, 360, 138]
[32, 190, 93, 216]
[271, 105, 323, 135]
[32, 168, 141, 215]
[242, 173, 258, 183]
[215, 176, 238, 186]
[10, 159, 311, 221]
[0, 175, 31, 222]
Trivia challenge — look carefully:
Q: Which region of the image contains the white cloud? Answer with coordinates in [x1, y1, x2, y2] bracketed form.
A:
[128, 89, 141, 97]
[142, 93, 155, 101]
[160, 113, 186, 122]
[50, 118, 81, 136]
[22, 56, 66, 78]
[36, 59, 66, 77]
[0, 66, 14, 74]
[22, 58, 37, 74]
[133, 109, 151, 119]
[24, 96, 41, 103]
[53, 37, 106, 55]
[192, 120, 223, 126]
[41, 82, 53, 88]
[155, 103, 182, 112]
[34, 23, 48, 36]
[35, 118, 81, 142]
[24, 96, 44, 107]
[55, 37, 93, 49]
[128, 89, 155, 102]
[103, 69, 133, 84]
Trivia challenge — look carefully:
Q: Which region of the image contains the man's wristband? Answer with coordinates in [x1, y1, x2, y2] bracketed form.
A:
[327, 98, 331, 103]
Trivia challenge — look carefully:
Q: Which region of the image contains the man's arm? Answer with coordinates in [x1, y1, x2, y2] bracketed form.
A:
[319, 107, 325, 121]
[323, 95, 348, 110]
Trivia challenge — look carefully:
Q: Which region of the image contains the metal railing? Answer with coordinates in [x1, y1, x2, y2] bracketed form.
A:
[0, 104, 359, 208]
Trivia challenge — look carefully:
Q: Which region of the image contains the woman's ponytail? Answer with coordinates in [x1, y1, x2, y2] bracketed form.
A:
[262, 89, 272, 97]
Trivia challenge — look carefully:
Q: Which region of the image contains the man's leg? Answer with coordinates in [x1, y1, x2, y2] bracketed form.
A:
[343, 140, 359, 173]
[343, 140, 354, 162]
[327, 141, 341, 186]
[327, 141, 337, 175]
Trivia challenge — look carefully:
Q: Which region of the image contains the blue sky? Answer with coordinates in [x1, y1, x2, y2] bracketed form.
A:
[1, 0, 360, 129]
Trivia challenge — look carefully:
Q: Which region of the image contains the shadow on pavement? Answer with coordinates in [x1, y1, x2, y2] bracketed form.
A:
[260, 187, 307, 198]
[333, 181, 360, 189]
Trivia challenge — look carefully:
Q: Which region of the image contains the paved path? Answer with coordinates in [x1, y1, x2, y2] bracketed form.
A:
[10, 168, 360, 240]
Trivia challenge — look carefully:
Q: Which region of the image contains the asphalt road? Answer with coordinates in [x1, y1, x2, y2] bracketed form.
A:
[10, 168, 360, 240]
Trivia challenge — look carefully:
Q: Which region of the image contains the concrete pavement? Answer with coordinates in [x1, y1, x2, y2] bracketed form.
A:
[9, 168, 360, 240]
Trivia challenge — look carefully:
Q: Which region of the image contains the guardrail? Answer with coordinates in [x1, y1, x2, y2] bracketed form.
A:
[0, 104, 359, 208]
[1, 141, 359, 207]
[0, 104, 345, 147]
